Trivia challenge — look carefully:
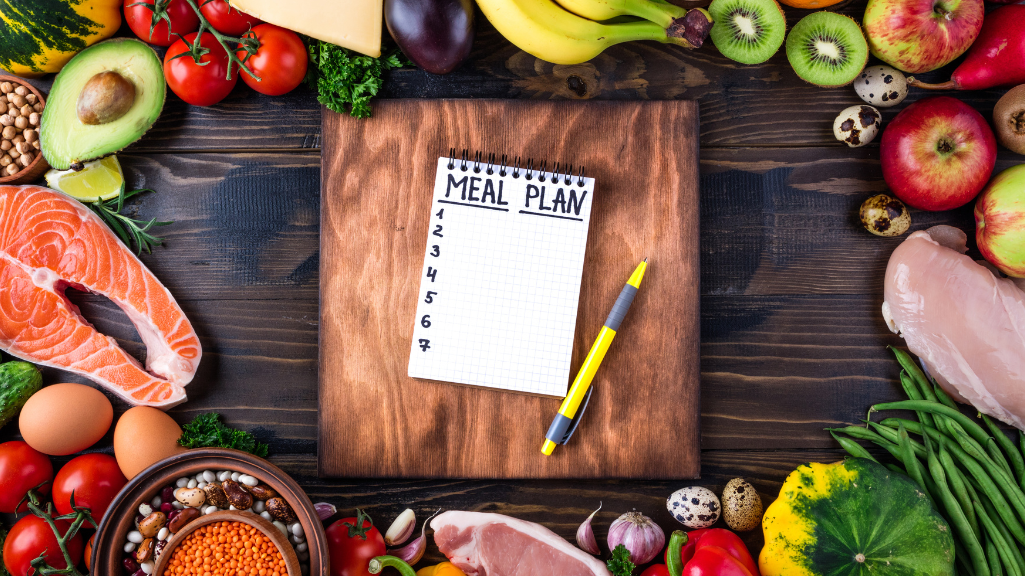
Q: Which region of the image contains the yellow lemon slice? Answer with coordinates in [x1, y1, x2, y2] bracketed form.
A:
[45, 156, 124, 203]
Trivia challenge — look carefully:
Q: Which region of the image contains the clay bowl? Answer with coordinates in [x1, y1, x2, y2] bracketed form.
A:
[92, 448, 328, 576]
[153, 510, 301, 576]
[0, 74, 48, 185]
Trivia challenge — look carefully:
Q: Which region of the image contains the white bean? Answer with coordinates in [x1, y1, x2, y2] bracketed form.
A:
[128, 531, 144, 544]
[273, 521, 288, 536]
[218, 471, 232, 481]
[290, 523, 304, 538]
[124, 542, 137, 553]
[252, 501, 265, 514]
[260, 511, 273, 521]
[140, 561, 154, 575]
[229, 505, 237, 510]
[186, 479, 198, 489]
[197, 482, 207, 489]
[296, 542, 307, 553]
[230, 472, 241, 482]
[151, 495, 162, 508]
[157, 527, 169, 541]
[138, 503, 153, 516]
[176, 477, 189, 488]
[172, 501, 184, 510]
[194, 473, 205, 482]
[204, 505, 219, 515]
[202, 470, 216, 482]
[291, 534, 303, 544]
[239, 474, 258, 487]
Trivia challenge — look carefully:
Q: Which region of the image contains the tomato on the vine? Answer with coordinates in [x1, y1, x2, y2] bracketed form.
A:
[237, 24, 308, 96]
[164, 32, 238, 106]
[326, 510, 386, 576]
[124, 0, 200, 47]
[199, 0, 261, 35]
[0, 441, 52, 513]
[52, 453, 127, 522]
[641, 565, 671, 576]
[3, 514, 83, 576]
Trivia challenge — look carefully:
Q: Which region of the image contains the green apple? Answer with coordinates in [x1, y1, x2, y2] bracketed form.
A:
[976, 164, 1025, 278]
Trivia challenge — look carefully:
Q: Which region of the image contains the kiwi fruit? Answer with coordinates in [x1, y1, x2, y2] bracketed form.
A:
[994, 85, 1025, 155]
[786, 12, 869, 87]
[708, 0, 786, 65]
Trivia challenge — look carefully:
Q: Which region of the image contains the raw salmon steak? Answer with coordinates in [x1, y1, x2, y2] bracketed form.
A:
[0, 185, 200, 408]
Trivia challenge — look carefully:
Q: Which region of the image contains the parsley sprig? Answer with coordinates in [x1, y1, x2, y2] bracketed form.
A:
[178, 413, 269, 457]
[306, 41, 406, 119]
[607, 544, 637, 576]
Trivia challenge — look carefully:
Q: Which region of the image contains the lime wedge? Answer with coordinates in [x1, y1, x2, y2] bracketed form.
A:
[45, 156, 124, 203]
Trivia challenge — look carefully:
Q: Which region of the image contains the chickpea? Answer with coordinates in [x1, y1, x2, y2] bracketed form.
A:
[6, 105, 17, 117]
[0, 140, 10, 152]
[13, 85, 27, 96]
[28, 112, 39, 126]
[25, 93, 36, 104]
[13, 116, 26, 130]
[0, 82, 12, 94]
[0, 154, 11, 167]
[31, 139, 39, 150]
[0, 115, 11, 127]
[20, 104, 31, 117]
[9, 94, 25, 108]
[33, 102, 43, 113]
[15, 141, 30, 155]
[5, 164, 18, 176]
[1, 126, 15, 139]
[23, 129, 36, 143]
[12, 135, 23, 145]
[18, 152, 33, 167]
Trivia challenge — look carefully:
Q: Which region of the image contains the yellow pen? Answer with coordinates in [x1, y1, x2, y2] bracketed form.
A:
[542, 259, 647, 456]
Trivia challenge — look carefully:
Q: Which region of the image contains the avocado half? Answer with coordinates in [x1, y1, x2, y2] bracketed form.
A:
[41, 38, 165, 171]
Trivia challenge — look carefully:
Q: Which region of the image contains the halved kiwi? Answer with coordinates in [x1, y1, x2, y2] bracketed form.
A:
[708, 0, 786, 65]
[786, 12, 868, 87]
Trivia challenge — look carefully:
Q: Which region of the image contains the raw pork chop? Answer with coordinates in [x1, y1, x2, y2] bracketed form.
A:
[883, 226, 1025, 427]
[0, 185, 201, 408]
[431, 511, 611, 576]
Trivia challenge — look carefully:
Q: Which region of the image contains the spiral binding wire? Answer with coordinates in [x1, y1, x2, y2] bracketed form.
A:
[446, 149, 586, 186]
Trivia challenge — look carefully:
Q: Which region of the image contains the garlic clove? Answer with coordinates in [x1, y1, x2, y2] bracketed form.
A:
[385, 508, 417, 546]
[388, 509, 441, 565]
[607, 511, 666, 565]
[576, 503, 602, 555]
[314, 502, 337, 522]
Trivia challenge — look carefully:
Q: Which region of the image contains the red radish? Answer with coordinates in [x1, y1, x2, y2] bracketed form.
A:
[910, 4, 1025, 90]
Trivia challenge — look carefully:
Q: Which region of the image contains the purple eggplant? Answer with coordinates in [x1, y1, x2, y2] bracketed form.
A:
[385, 0, 475, 75]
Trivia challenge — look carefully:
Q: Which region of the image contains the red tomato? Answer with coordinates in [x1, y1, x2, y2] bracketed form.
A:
[237, 24, 308, 96]
[326, 512, 386, 576]
[200, 0, 261, 35]
[641, 565, 671, 576]
[124, 0, 200, 47]
[3, 514, 83, 576]
[0, 441, 52, 513]
[52, 453, 127, 522]
[164, 32, 238, 106]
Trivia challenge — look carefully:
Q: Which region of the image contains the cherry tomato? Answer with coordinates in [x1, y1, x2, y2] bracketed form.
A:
[52, 453, 127, 522]
[641, 566, 671, 576]
[124, 0, 200, 47]
[326, 512, 386, 576]
[164, 32, 238, 106]
[0, 441, 52, 513]
[237, 24, 308, 96]
[200, 0, 261, 35]
[84, 534, 95, 572]
[3, 514, 83, 576]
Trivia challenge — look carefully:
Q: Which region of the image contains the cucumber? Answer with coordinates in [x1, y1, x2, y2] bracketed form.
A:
[0, 361, 42, 429]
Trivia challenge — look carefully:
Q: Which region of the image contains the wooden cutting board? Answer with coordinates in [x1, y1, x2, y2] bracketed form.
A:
[319, 100, 700, 479]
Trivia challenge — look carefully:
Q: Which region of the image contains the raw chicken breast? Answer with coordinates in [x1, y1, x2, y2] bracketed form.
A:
[431, 511, 611, 576]
[883, 226, 1025, 428]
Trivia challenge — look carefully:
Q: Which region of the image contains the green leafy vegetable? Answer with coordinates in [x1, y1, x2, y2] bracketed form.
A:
[178, 413, 269, 457]
[607, 544, 636, 576]
[306, 41, 405, 119]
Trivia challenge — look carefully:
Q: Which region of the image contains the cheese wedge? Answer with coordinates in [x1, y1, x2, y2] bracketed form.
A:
[229, 0, 383, 57]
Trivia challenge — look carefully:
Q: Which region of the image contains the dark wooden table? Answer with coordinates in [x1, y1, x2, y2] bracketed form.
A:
[2, 2, 1019, 566]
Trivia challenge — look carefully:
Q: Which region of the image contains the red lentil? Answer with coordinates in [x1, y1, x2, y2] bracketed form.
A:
[162, 521, 287, 576]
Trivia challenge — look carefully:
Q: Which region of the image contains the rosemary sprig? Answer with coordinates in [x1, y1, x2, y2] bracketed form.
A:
[89, 188, 173, 255]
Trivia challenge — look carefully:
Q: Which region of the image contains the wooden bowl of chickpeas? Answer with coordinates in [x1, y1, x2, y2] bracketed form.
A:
[0, 74, 48, 185]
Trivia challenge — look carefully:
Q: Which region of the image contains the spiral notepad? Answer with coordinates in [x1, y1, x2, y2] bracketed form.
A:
[407, 151, 596, 397]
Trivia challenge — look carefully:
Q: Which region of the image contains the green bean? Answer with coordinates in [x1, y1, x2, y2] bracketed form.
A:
[977, 500, 1021, 576]
[984, 415, 1025, 485]
[891, 346, 938, 400]
[886, 463, 906, 475]
[900, 423, 933, 501]
[927, 434, 990, 576]
[989, 438, 1016, 480]
[900, 369, 936, 429]
[957, 539, 979, 576]
[869, 421, 925, 457]
[831, 432, 879, 463]
[873, 400, 992, 446]
[932, 380, 959, 410]
[988, 536, 1004, 576]
[979, 494, 1025, 576]
[946, 421, 1025, 514]
[942, 444, 981, 536]
[880, 418, 1025, 545]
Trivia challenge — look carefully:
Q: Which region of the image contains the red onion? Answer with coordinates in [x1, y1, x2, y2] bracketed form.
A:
[607, 511, 665, 564]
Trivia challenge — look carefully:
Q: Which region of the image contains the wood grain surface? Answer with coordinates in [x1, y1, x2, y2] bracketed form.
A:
[320, 100, 700, 478]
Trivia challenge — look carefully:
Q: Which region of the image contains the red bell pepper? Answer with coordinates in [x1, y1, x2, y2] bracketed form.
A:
[665, 528, 759, 576]
[640, 566, 671, 576]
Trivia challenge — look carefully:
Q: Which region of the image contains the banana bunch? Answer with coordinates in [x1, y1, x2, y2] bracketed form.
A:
[475, 0, 714, 65]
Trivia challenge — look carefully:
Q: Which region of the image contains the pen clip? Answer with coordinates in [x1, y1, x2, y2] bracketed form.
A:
[559, 386, 594, 445]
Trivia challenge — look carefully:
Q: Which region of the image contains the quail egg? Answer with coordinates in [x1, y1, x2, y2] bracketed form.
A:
[667, 486, 720, 529]
[721, 478, 763, 532]
[833, 105, 881, 148]
[860, 194, 911, 237]
[854, 66, 909, 108]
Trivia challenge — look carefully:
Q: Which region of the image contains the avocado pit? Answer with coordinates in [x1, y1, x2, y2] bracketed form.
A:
[77, 71, 136, 125]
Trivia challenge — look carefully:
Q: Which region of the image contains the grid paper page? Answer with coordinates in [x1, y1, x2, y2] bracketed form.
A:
[407, 157, 596, 397]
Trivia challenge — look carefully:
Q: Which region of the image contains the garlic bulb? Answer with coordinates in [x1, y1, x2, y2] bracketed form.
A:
[607, 511, 665, 565]
[576, 503, 602, 555]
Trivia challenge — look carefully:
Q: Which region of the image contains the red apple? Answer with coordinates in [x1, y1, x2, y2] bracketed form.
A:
[863, 0, 983, 74]
[977, 164, 1025, 277]
[881, 96, 997, 211]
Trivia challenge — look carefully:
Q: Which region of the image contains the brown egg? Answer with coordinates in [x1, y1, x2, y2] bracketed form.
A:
[113, 406, 187, 480]
[19, 383, 112, 455]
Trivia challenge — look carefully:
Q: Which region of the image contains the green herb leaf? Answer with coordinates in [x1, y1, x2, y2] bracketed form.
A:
[306, 41, 406, 119]
[88, 188, 172, 255]
[607, 544, 636, 576]
[178, 413, 269, 457]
